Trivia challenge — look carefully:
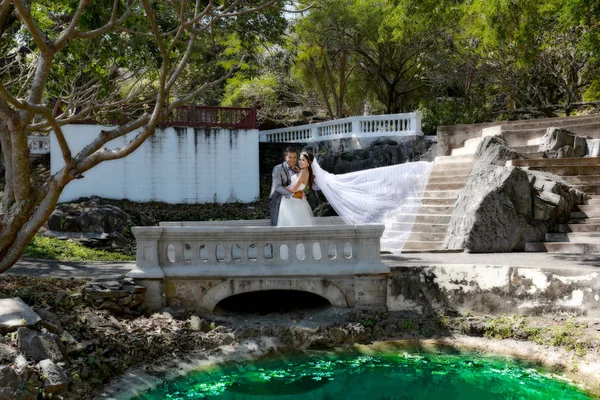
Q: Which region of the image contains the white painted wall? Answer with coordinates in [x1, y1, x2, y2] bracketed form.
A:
[51, 125, 259, 204]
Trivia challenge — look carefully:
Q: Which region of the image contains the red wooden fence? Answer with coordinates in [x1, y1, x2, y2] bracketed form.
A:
[66, 105, 257, 129]
[159, 106, 256, 129]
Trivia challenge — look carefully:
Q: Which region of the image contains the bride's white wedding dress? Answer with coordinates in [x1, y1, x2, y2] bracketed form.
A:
[276, 174, 320, 260]
[277, 174, 315, 227]
[273, 158, 432, 255]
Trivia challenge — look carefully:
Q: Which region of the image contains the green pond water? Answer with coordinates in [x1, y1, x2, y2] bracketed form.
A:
[139, 353, 595, 400]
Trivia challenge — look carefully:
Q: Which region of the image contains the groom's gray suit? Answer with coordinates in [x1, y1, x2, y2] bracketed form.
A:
[270, 162, 295, 226]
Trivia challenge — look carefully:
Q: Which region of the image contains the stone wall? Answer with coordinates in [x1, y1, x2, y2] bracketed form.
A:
[51, 125, 259, 204]
[387, 265, 600, 317]
[259, 136, 434, 176]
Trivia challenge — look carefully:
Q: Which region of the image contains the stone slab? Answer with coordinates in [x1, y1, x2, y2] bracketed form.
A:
[0, 298, 41, 333]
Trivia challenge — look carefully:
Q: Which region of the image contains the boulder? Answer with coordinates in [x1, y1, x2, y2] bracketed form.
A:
[13, 355, 29, 379]
[0, 365, 37, 400]
[538, 127, 587, 158]
[0, 343, 16, 363]
[46, 201, 132, 249]
[328, 327, 349, 343]
[79, 209, 105, 233]
[189, 316, 211, 332]
[0, 298, 42, 333]
[33, 308, 63, 334]
[17, 327, 64, 362]
[445, 139, 583, 252]
[472, 135, 522, 166]
[47, 208, 65, 231]
[38, 359, 69, 395]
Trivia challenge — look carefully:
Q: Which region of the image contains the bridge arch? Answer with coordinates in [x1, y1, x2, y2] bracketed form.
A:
[198, 279, 350, 312]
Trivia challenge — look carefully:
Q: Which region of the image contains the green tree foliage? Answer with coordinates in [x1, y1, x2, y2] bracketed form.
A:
[278, 0, 600, 125]
[0, 0, 289, 273]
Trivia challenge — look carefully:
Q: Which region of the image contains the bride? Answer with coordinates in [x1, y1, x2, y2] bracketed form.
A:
[277, 151, 316, 227]
[277, 149, 432, 254]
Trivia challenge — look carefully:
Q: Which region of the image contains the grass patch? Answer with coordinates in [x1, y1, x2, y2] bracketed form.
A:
[24, 235, 135, 262]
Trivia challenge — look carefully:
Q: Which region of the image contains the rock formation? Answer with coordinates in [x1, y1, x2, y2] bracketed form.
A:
[538, 127, 587, 158]
[445, 136, 584, 252]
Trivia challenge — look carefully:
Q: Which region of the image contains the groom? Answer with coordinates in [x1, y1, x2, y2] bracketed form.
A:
[270, 147, 302, 226]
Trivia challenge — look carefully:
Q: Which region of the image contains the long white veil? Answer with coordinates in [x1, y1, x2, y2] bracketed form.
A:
[312, 158, 433, 254]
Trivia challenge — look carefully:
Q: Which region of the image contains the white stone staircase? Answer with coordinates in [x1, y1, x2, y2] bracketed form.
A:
[443, 114, 600, 254]
[394, 154, 473, 253]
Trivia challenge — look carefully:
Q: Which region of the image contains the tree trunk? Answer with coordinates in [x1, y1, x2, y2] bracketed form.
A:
[0, 173, 67, 274]
[0, 125, 14, 212]
[337, 51, 347, 118]
[308, 58, 335, 119]
[323, 57, 340, 119]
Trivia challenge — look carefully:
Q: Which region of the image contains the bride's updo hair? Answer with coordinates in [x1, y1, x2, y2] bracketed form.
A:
[301, 151, 315, 189]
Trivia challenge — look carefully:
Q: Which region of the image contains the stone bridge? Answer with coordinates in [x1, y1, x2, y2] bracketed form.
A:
[127, 218, 389, 312]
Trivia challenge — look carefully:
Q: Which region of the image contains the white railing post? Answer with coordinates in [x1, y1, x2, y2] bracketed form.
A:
[352, 118, 361, 134]
[412, 112, 422, 135]
[311, 125, 318, 140]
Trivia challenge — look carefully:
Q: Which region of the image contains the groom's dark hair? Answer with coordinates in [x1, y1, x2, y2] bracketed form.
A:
[283, 147, 298, 157]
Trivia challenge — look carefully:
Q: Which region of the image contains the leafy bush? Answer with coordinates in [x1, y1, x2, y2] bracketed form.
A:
[418, 97, 494, 135]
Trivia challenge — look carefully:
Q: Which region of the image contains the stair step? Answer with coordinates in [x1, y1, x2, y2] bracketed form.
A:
[425, 182, 467, 191]
[387, 231, 447, 242]
[570, 210, 600, 218]
[545, 233, 600, 242]
[419, 198, 457, 206]
[529, 166, 600, 176]
[429, 168, 472, 178]
[584, 198, 600, 205]
[428, 175, 469, 184]
[431, 161, 474, 171]
[422, 190, 462, 199]
[408, 232, 447, 241]
[434, 154, 474, 164]
[413, 214, 453, 224]
[567, 217, 600, 224]
[416, 205, 455, 215]
[401, 248, 464, 254]
[572, 185, 600, 194]
[577, 205, 600, 212]
[451, 146, 476, 156]
[558, 224, 600, 232]
[463, 137, 484, 147]
[401, 241, 445, 250]
[525, 242, 600, 254]
[391, 222, 449, 233]
[564, 175, 600, 185]
[508, 157, 600, 168]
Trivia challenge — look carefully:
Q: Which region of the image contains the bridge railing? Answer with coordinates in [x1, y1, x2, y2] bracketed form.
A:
[28, 136, 50, 155]
[128, 219, 389, 280]
[259, 112, 422, 143]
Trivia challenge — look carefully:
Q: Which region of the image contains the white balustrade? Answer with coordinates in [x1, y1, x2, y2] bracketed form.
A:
[128, 219, 389, 280]
[259, 112, 422, 143]
[28, 136, 50, 154]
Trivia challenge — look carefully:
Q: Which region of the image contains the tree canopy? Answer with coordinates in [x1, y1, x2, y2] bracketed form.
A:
[0, 0, 290, 273]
